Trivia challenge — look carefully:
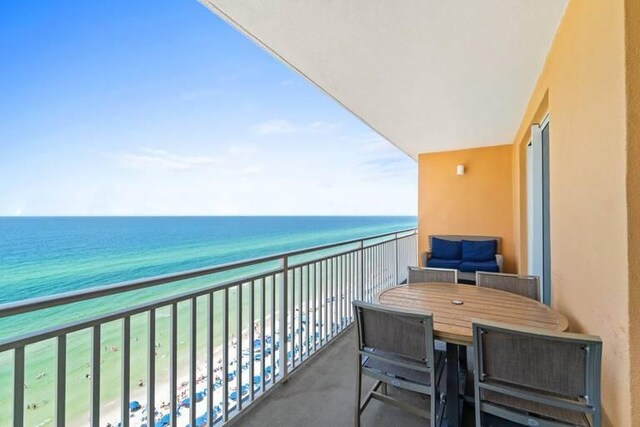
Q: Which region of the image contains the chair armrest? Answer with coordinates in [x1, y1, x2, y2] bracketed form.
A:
[495, 254, 504, 272]
[420, 252, 431, 267]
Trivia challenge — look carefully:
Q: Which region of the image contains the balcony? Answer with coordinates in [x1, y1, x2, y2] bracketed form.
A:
[228, 326, 428, 427]
[0, 229, 418, 427]
[225, 326, 518, 427]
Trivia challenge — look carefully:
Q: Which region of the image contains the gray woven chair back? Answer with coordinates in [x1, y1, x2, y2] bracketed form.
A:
[408, 266, 457, 284]
[476, 272, 541, 302]
[473, 321, 602, 404]
[353, 300, 434, 365]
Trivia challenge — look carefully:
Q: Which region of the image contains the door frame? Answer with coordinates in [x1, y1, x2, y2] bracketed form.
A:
[527, 114, 550, 304]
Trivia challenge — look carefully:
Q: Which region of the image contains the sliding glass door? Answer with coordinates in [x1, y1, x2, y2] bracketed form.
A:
[527, 117, 551, 304]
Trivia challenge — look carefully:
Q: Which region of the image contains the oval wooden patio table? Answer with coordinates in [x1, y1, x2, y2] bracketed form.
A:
[374, 282, 569, 427]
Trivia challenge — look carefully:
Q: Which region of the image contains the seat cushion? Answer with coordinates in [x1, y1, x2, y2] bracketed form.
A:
[431, 237, 462, 260]
[482, 390, 590, 427]
[427, 258, 461, 269]
[459, 260, 499, 273]
[461, 239, 497, 262]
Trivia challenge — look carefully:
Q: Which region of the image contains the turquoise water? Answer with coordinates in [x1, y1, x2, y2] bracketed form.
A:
[0, 216, 415, 337]
[0, 216, 415, 426]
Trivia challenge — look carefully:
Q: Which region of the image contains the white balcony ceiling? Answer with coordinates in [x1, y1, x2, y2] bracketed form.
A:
[200, 0, 567, 159]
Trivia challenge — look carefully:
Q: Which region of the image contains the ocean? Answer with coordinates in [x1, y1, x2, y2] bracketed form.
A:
[0, 216, 415, 333]
[0, 216, 416, 426]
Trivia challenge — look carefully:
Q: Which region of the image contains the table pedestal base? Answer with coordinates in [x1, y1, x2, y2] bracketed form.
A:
[444, 343, 466, 427]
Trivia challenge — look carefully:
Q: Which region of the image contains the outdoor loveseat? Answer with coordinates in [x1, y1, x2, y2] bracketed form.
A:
[421, 235, 503, 283]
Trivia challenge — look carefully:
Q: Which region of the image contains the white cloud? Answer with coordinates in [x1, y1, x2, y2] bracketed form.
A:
[253, 119, 339, 136]
[357, 136, 399, 154]
[227, 144, 257, 156]
[253, 119, 298, 136]
[6, 130, 416, 216]
[179, 89, 219, 101]
[109, 148, 221, 172]
[241, 166, 261, 175]
[308, 120, 338, 132]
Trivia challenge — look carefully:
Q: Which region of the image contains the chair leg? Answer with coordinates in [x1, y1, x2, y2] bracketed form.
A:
[355, 361, 362, 427]
[475, 402, 482, 427]
[430, 387, 436, 427]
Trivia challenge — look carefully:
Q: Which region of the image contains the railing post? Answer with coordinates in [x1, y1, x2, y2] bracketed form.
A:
[394, 233, 399, 286]
[359, 240, 364, 301]
[280, 256, 289, 383]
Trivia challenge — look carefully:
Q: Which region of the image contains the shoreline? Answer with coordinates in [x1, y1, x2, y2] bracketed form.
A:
[74, 313, 288, 427]
[5, 270, 385, 427]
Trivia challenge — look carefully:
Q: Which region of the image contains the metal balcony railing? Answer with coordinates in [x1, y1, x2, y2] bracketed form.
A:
[0, 228, 417, 427]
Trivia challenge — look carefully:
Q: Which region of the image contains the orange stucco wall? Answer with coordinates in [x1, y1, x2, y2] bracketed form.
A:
[417, 145, 515, 272]
[511, 0, 632, 424]
[417, 0, 637, 424]
[626, 0, 640, 421]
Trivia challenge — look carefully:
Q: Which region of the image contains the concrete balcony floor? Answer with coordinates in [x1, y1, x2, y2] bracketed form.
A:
[228, 326, 516, 426]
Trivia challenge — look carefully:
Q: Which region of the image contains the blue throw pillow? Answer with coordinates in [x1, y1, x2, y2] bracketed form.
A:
[431, 237, 462, 260]
[461, 240, 496, 262]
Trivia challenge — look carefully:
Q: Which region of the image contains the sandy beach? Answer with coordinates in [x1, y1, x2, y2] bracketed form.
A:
[78, 305, 323, 427]
[6, 266, 374, 427]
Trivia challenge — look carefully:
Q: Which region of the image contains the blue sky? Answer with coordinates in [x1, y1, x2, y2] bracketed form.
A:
[0, 1, 417, 216]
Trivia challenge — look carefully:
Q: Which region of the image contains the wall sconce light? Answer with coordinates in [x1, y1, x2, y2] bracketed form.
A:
[456, 165, 465, 176]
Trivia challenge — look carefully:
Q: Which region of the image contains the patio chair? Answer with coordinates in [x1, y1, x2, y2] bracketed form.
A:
[353, 300, 443, 427]
[407, 266, 458, 284]
[473, 320, 602, 427]
[476, 272, 541, 302]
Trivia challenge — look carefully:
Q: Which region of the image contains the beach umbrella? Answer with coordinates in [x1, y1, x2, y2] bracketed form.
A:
[160, 413, 171, 424]
[241, 384, 250, 395]
[186, 415, 207, 427]
[195, 391, 205, 402]
[253, 375, 261, 385]
[129, 401, 141, 412]
[181, 397, 191, 408]
[229, 390, 239, 401]
[253, 339, 261, 348]
[210, 406, 224, 423]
